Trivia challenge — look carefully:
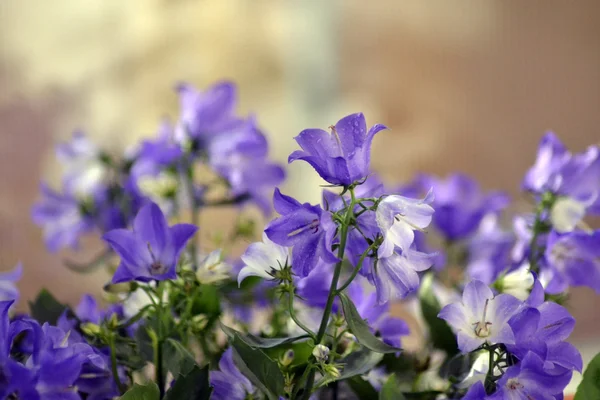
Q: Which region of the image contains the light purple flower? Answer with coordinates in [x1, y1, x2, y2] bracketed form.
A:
[0, 263, 22, 304]
[466, 216, 514, 285]
[56, 131, 108, 197]
[354, 284, 410, 347]
[103, 202, 197, 283]
[31, 183, 94, 252]
[238, 232, 290, 286]
[372, 248, 435, 304]
[508, 302, 582, 374]
[438, 280, 521, 352]
[288, 113, 387, 186]
[375, 190, 435, 259]
[523, 132, 571, 194]
[418, 174, 509, 241]
[543, 229, 600, 294]
[175, 81, 241, 144]
[488, 351, 572, 400]
[265, 189, 338, 276]
[210, 117, 285, 215]
[210, 348, 254, 400]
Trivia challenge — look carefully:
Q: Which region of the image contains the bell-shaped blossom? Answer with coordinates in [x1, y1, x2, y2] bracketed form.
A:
[353, 283, 410, 347]
[0, 263, 22, 304]
[288, 113, 387, 185]
[523, 133, 600, 214]
[543, 229, 600, 293]
[438, 280, 521, 352]
[523, 132, 571, 193]
[418, 174, 509, 240]
[31, 183, 94, 252]
[210, 118, 285, 215]
[265, 189, 338, 276]
[175, 81, 241, 144]
[487, 351, 572, 400]
[375, 190, 435, 259]
[508, 303, 582, 374]
[238, 233, 289, 286]
[103, 202, 197, 283]
[372, 247, 435, 304]
[196, 249, 232, 285]
[466, 215, 514, 285]
[210, 348, 254, 400]
[56, 131, 108, 197]
[496, 264, 535, 301]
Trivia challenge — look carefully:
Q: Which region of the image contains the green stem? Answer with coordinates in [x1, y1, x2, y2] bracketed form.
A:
[108, 332, 126, 394]
[154, 283, 165, 398]
[288, 287, 317, 340]
[302, 188, 356, 399]
[336, 241, 378, 294]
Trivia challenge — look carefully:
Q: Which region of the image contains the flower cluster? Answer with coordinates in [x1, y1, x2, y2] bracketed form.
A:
[2, 80, 597, 399]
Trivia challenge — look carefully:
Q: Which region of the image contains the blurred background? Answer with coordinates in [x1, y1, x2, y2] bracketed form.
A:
[1, 0, 599, 390]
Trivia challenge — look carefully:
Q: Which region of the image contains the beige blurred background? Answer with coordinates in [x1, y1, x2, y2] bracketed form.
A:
[1, 0, 599, 389]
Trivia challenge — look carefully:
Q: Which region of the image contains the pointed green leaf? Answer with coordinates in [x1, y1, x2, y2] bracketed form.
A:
[230, 334, 285, 400]
[339, 292, 401, 354]
[221, 323, 308, 348]
[347, 377, 378, 399]
[29, 289, 68, 325]
[164, 338, 197, 377]
[418, 273, 458, 357]
[165, 365, 212, 400]
[120, 382, 160, 400]
[316, 348, 383, 387]
[575, 352, 600, 400]
[379, 375, 405, 400]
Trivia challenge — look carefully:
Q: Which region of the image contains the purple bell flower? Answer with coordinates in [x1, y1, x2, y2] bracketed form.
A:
[175, 81, 242, 145]
[31, 183, 95, 252]
[487, 351, 572, 400]
[543, 229, 600, 294]
[265, 189, 338, 277]
[103, 202, 197, 283]
[210, 348, 254, 400]
[438, 280, 521, 352]
[0, 263, 22, 304]
[288, 113, 387, 186]
[372, 247, 435, 304]
[418, 173, 509, 241]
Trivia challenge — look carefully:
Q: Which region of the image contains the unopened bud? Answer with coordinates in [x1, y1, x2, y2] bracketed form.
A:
[81, 322, 101, 336]
[323, 363, 341, 379]
[312, 344, 330, 363]
[280, 349, 295, 367]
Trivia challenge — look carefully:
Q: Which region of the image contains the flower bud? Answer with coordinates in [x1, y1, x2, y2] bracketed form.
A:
[81, 322, 102, 336]
[312, 344, 330, 363]
[323, 363, 341, 379]
[550, 197, 587, 233]
[280, 349, 295, 367]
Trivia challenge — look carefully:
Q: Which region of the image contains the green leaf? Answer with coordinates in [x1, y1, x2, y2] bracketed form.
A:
[29, 289, 68, 325]
[339, 292, 401, 354]
[575, 352, 600, 400]
[339, 349, 383, 379]
[230, 334, 285, 400]
[221, 323, 308, 348]
[317, 348, 383, 387]
[165, 365, 212, 400]
[164, 338, 197, 377]
[120, 382, 160, 400]
[418, 273, 458, 357]
[193, 284, 221, 317]
[379, 375, 405, 400]
[347, 377, 378, 399]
